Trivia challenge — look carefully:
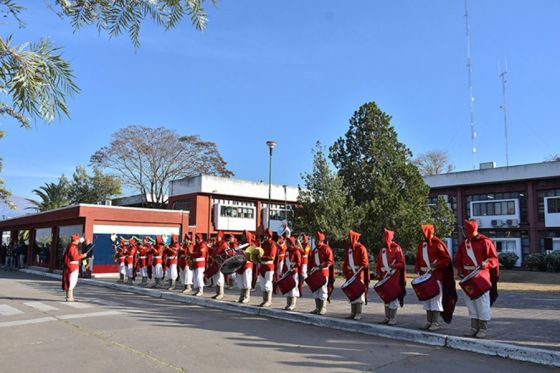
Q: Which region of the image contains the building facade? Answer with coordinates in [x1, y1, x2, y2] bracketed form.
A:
[425, 161, 560, 266]
[168, 175, 299, 237]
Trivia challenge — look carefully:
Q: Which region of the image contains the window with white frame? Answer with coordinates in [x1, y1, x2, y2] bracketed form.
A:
[472, 200, 516, 216]
[547, 197, 560, 214]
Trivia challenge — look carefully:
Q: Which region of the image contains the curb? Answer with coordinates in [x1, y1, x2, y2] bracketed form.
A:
[22, 269, 560, 368]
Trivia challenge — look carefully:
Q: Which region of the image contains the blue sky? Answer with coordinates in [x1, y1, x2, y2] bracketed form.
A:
[2, 0, 559, 199]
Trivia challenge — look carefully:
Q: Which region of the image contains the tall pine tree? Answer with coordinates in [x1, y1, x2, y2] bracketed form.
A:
[330, 102, 431, 252]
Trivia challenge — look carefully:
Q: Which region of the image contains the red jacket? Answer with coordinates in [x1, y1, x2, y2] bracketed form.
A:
[191, 241, 208, 269]
[283, 247, 302, 275]
[165, 243, 180, 265]
[126, 246, 137, 266]
[414, 237, 451, 281]
[342, 243, 369, 282]
[301, 243, 311, 265]
[151, 244, 164, 265]
[375, 244, 405, 279]
[309, 244, 334, 277]
[260, 239, 278, 273]
[137, 245, 148, 268]
[178, 242, 192, 269]
[62, 243, 84, 290]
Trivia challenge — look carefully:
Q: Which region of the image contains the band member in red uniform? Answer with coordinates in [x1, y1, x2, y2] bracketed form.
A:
[273, 235, 287, 294]
[259, 229, 278, 307]
[454, 219, 499, 338]
[376, 228, 406, 325]
[62, 234, 87, 301]
[114, 239, 127, 283]
[191, 233, 208, 296]
[210, 231, 228, 299]
[309, 231, 334, 315]
[165, 234, 180, 290]
[414, 225, 457, 331]
[237, 230, 255, 303]
[150, 236, 165, 288]
[300, 235, 311, 280]
[342, 230, 370, 320]
[137, 238, 149, 286]
[125, 238, 137, 285]
[282, 236, 302, 310]
[178, 234, 194, 293]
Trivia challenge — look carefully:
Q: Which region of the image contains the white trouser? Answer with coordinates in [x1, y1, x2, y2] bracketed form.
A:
[69, 270, 79, 291]
[313, 275, 329, 300]
[140, 266, 148, 278]
[386, 298, 400, 310]
[229, 272, 237, 285]
[236, 268, 252, 290]
[118, 263, 126, 275]
[153, 264, 163, 279]
[463, 290, 491, 321]
[285, 273, 300, 298]
[126, 264, 134, 279]
[166, 264, 178, 281]
[422, 280, 443, 312]
[259, 270, 274, 292]
[301, 264, 308, 280]
[350, 293, 365, 305]
[180, 267, 193, 285]
[212, 271, 225, 287]
[193, 267, 205, 289]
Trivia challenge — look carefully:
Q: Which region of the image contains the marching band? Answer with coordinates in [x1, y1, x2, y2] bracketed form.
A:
[64, 219, 499, 339]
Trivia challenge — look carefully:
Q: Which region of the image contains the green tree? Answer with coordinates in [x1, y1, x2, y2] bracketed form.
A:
[329, 102, 432, 253]
[0, 0, 215, 203]
[294, 142, 362, 243]
[68, 165, 121, 204]
[428, 197, 456, 239]
[26, 176, 70, 211]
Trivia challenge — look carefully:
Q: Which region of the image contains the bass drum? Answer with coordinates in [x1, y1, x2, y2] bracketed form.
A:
[305, 269, 327, 292]
[341, 272, 366, 302]
[275, 271, 296, 294]
[373, 274, 401, 304]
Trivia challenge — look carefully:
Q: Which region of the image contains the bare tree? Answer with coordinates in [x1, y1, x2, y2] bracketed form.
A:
[413, 150, 455, 176]
[545, 154, 560, 162]
[90, 126, 233, 207]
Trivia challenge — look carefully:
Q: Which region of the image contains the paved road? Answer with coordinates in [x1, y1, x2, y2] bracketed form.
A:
[0, 271, 556, 373]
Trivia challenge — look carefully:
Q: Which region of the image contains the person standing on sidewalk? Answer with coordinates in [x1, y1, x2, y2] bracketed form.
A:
[236, 231, 255, 303]
[375, 228, 406, 325]
[4, 240, 14, 271]
[454, 219, 499, 339]
[414, 225, 457, 331]
[62, 234, 87, 302]
[342, 230, 370, 321]
[282, 236, 302, 311]
[150, 236, 165, 288]
[308, 231, 334, 315]
[178, 234, 194, 293]
[125, 238, 137, 285]
[165, 234, 180, 290]
[209, 231, 228, 300]
[191, 234, 208, 296]
[137, 238, 149, 286]
[259, 229, 278, 307]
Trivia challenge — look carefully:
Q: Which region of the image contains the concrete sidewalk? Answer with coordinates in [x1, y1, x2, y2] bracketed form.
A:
[22, 268, 560, 368]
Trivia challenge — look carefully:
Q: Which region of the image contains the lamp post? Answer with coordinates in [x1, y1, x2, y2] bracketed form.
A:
[266, 141, 277, 229]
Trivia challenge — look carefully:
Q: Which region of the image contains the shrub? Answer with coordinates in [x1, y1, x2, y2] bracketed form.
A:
[405, 251, 416, 265]
[524, 253, 547, 272]
[546, 251, 560, 272]
[498, 252, 519, 270]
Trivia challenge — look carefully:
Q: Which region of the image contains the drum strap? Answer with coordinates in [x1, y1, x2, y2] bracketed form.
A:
[381, 249, 390, 274]
[422, 242, 431, 269]
[348, 248, 357, 274]
[465, 240, 478, 267]
[314, 249, 320, 267]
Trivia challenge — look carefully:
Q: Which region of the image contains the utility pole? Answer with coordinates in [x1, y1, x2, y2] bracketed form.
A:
[464, 0, 477, 169]
[499, 60, 510, 167]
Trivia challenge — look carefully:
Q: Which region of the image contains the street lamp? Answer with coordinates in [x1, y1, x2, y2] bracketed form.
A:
[266, 141, 277, 229]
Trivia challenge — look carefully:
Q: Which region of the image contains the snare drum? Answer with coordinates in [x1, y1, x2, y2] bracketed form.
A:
[373, 274, 401, 304]
[204, 262, 219, 278]
[209, 247, 248, 274]
[275, 271, 296, 294]
[460, 269, 491, 300]
[305, 269, 327, 292]
[411, 273, 440, 301]
[341, 272, 366, 302]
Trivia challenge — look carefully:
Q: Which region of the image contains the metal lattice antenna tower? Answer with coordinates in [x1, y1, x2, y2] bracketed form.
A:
[464, 0, 477, 169]
[499, 59, 510, 167]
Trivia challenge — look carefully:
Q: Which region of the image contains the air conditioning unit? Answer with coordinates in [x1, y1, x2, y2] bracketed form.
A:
[491, 219, 500, 227]
[505, 219, 519, 227]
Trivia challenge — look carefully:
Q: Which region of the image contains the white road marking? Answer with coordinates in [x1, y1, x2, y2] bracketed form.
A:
[23, 302, 59, 312]
[89, 298, 121, 307]
[0, 317, 56, 328]
[57, 310, 122, 320]
[0, 304, 24, 316]
[59, 302, 93, 309]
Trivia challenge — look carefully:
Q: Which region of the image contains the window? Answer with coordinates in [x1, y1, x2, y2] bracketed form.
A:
[172, 199, 192, 211]
[471, 200, 516, 217]
[547, 197, 560, 213]
[220, 205, 255, 219]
